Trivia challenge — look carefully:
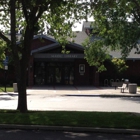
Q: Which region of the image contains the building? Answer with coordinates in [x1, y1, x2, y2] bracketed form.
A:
[1, 22, 140, 87]
[28, 33, 99, 86]
[27, 22, 140, 87]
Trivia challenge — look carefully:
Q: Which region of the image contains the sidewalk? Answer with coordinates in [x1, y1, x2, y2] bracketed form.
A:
[27, 85, 140, 97]
[1, 86, 140, 111]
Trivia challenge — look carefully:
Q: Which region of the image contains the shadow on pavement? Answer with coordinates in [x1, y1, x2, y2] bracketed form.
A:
[28, 85, 116, 91]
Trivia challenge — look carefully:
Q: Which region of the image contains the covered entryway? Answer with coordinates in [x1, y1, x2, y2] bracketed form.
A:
[28, 35, 99, 87]
[34, 62, 74, 85]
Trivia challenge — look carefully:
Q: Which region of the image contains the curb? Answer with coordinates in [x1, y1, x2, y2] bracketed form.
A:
[2, 91, 140, 98]
[100, 94, 140, 98]
[0, 124, 140, 134]
[64, 94, 140, 98]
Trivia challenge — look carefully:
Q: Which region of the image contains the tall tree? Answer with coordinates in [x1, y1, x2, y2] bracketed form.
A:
[84, 0, 140, 71]
[0, 0, 88, 112]
[93, 0, 140, 55]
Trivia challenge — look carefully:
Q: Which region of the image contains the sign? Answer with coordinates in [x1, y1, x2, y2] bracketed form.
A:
[79, 64, 85, 75]
[34, 53, 84, 59]
[50, 54, 78, 58]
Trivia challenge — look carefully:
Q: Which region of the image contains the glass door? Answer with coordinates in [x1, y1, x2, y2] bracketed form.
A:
[55, 67, 62, 84]
[63, 66, 74, 85]
[46, 66, 54, 84]
[45, 62, 74, 85]
[34, 62, 45, 85]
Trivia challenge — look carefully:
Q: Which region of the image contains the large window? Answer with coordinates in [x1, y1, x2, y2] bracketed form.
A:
[34, 62, 74, 85]
[34, 62, 45, 85]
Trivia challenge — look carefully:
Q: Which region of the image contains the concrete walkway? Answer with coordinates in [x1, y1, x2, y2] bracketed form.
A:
[1, 86, 140, 111]
[27, 85, 140, 97]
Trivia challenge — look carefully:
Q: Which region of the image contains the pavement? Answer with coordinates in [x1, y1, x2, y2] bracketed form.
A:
[27, 85, 140, 97]
[0, 85, 140, 134]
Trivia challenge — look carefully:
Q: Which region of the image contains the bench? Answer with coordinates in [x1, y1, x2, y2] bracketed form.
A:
[111, 82, 123, 89]
[118, 83, 127, 93]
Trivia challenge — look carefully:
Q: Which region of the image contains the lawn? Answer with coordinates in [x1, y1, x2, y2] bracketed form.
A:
[0, 110, 140, 129]
[0, 87, 13, 92]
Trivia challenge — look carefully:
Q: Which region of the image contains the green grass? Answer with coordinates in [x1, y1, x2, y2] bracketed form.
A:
[0, 110, 140, 129]
[0, 87, 13, 92]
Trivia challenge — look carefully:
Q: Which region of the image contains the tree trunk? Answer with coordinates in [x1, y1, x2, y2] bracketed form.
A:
[17, 66, 27, 112]
[10, 0, 42, 112]
[9, 0, 44, 113]
[16, 26, 34, 112]
[10, 0, 27, 113]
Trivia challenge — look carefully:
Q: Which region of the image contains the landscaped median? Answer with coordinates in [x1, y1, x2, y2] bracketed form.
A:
[0, 110, 140, 130]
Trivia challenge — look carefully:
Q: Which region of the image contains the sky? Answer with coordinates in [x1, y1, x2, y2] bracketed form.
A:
[72, 22, 83, 31]
[72, 16, 94, 31]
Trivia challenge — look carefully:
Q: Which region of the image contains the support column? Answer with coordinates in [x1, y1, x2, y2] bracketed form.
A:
[94, 71, 99, 86]
[94, 68, 100, 86]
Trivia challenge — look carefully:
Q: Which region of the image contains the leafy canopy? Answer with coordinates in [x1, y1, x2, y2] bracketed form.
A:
[0, 0, 89, 63]
[111, 58, 129, 73]
[83, 37, 111, 72]
[84, 0, 140, 72]
[91, 0, 140, 56]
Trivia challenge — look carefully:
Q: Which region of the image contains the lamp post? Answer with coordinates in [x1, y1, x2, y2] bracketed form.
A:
[4, 65, 8, 92]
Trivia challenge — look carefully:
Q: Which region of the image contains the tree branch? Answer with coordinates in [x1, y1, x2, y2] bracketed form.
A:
[132, 0, 140, 16]
[21, 0, 29, 22]
[0, 31, 11, 43]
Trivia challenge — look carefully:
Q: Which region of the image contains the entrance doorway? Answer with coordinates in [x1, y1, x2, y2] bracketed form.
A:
[34, 62, 74, 85]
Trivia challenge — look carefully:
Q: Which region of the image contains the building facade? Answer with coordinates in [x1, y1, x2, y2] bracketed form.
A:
[27, 32, 140, 87]
[27, 35, 99, 87]
[1, 22, 140, 87]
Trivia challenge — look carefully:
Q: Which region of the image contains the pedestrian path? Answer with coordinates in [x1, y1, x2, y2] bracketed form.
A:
[1, 86, 140, 112]
[27, 86, 140, 97]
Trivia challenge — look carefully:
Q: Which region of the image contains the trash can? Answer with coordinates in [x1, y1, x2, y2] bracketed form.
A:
[128, 83, 137, 94]
[13, 83, 18, 92]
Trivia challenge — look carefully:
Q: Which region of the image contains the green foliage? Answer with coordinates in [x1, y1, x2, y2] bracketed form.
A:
[0, 0, 89, 51]
[0, 0, 89, 64]
[61, 45, 70, 54]
[111, 58, 128, 73]
[0, 87, 13, 92]
[83, 0, 140, 73]
[0, 39, 6, 68]
[83, 37, 111, 72]
[90, 0, 140, 57]
[45, 0, 88, 44]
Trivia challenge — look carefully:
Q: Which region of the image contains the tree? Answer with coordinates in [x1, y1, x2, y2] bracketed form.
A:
[111, 58, 128, 73]
[83, 37, 111, 72]
[0, 0, 88, 112]
[0, 40, 7, 68]
[94, 1, 140, 54]
[84, 0, 140, 71]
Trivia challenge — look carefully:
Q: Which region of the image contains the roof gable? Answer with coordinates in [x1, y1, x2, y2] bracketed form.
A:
[31, 35, 84, 55]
